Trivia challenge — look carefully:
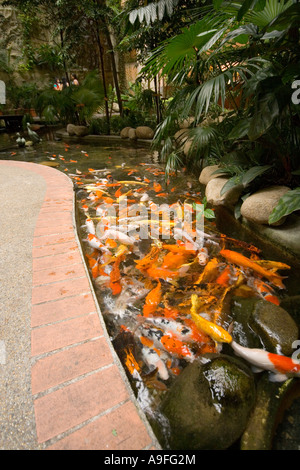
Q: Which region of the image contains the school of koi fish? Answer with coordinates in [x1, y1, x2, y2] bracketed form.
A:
[62, 154, 300, 394]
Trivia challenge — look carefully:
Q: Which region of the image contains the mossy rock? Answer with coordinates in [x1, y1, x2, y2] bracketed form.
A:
[157, 354, 256, 450]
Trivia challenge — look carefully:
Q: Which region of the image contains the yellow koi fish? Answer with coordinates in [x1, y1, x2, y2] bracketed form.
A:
[190, 294, 232, 343]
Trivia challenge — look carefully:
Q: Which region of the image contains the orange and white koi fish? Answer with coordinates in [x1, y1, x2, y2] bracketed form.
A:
[141, 346, 169, 380]
[219, 249, 286, 289]
[160, 331, 195, 361]
[84, 233, 109, 252]
[142, 316, 209, 345]
[250, 278, 280, 305]
[230, 340, 300, 382]
[139, 326, 195, 362]
[84, 217, 95, 235]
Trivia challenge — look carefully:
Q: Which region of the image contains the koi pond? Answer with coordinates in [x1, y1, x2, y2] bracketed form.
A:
[1, 129, 300, 450]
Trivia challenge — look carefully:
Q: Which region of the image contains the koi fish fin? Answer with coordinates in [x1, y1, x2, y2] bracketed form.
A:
[269, 372, 289, 383]
[251, 366, 264, 374]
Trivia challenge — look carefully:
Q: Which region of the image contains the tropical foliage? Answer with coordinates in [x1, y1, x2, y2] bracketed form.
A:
[36, 70, 104, 125]
[134, 0, 300, 218]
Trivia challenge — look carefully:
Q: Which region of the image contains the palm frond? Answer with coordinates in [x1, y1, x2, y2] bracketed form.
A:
[129, 0, 179, 26]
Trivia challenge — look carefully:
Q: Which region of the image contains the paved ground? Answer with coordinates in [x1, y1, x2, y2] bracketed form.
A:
[0, 160, 160, 450]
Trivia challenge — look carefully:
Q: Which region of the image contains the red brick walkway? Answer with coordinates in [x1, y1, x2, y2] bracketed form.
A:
[0, 161, 160, 450]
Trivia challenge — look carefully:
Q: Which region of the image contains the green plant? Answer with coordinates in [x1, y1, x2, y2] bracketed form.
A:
[141, 0, 300, 199]
[36, 70, 104, 125]
[269, 187, 300, 224]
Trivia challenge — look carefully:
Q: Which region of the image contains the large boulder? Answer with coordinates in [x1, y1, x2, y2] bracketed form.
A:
[66, 123, 76, 136]
[135, 126, 154, 140]
[174, 129, 189, 145]
[230, 297, 299, 356]
[157, 354, 256, 450]
[179, 117, 195, 129]
[240, 186, 291, 226]
[120, 127, 133, 139]
[67, 124, 89, 137]
[205, 177, 243, 207]
[73, 125, 89, 137]
[199, 165, 222, 185]
[128, 128, 137, 140]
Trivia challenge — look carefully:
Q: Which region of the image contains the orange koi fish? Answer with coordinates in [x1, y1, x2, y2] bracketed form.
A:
[109, 258, 122, 295]
[124, 348, 141, 375]
[160, 332, 195, 361]
[215, 265, 232, 287]
[134, 246, 160, 272]
[195, 257, 219, 284]
[162, 241, 197, 255]
[115, 186, 123, 198]
[220, 249, 286, 289]
[143, 282, 162, 317]
[153, 182, 163, 193]
[254, 260, 290, 272]
[231, 341, 300, 382]
[251, 279, 280, 305]
[147, 266, 179, 281]
[161, 252, 192, 270]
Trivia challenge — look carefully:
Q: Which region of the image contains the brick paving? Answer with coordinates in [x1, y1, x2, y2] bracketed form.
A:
[0, 160, 160, 450]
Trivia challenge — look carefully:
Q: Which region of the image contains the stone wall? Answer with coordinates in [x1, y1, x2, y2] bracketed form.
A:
[0, 6, 132, 93]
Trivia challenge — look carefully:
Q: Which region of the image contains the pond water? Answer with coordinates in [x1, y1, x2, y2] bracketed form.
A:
[1, 129, 300, 450]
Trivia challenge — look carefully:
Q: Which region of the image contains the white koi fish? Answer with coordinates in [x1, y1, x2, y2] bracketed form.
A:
[231, 340, 300, 382]
[142, 347, 169, 381]
[84, 217, 95, 234]
[142, 317, 197, 343]
[99, 229, 136, 245]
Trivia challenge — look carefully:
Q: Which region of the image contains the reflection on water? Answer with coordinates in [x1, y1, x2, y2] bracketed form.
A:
[1, 131, 299, 450]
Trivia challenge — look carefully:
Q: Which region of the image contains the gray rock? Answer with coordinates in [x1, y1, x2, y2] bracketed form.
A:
[128, 128, 137, 140]
[174, 129, 188, 145]
[158, 355, 255, 450]
[66, 123, 76, 135]
[240, 186, 291, 226]
[73, 125, 89, 137]
[179, 117, 195, 129]
[135, 126, 154, 140]
[251, 300, 299, 356]
[67, 123, 89, 137]
[199, 165, 222, 185]
[205, 177, 243, 207]
[120, 127, 132, 139]
[230, 297, 299, 356]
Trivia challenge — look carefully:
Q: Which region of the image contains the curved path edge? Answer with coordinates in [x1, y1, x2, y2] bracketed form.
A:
[0, 160, 160, 451]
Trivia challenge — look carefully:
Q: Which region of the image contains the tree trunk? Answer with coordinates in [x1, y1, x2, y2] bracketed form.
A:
[153, 75, 162, 124]
[60, 29, 69, 83]
[94, 21, 110, 134]
[103, 26, 123, 117]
